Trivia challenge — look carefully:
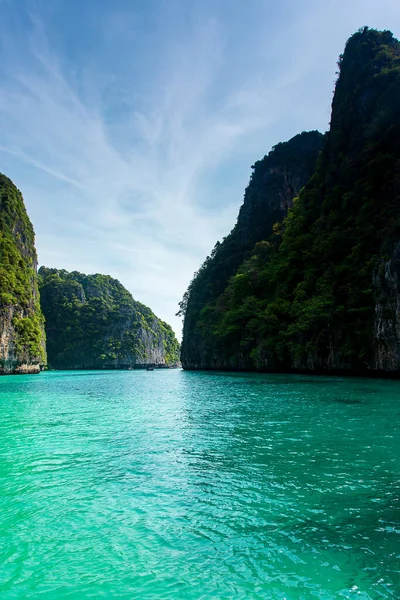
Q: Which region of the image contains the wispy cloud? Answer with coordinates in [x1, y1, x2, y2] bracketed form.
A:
[0, 1, 399, 337]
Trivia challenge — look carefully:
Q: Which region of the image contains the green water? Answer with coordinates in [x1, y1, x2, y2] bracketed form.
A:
[0, 370, 399, 599]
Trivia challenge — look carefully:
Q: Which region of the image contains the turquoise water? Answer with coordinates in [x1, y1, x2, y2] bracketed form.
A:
[0, 370, 399, 599]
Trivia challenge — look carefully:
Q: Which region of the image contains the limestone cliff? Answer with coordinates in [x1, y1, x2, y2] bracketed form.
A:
[180, 131, 324, 369]
[181, 27, 400, 375]
[0, 174, 46, 374]
[38, 267, 179, 369]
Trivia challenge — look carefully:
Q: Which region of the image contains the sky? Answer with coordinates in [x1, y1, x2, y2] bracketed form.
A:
[0, 0, 399, 338]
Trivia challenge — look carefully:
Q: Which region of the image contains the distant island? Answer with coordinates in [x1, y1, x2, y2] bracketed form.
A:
[180, 28, 400, 375]
[39, 267, 180, 370]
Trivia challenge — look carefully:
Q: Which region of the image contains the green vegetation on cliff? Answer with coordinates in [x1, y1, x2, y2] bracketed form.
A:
[181, 27, 400, 373]
[39, 267, 179, 369]
[0, 174, 46, 372]
[180, 131, 324, 367]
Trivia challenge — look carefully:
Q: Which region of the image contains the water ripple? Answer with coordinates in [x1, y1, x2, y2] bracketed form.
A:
[0, 370, 399, 599]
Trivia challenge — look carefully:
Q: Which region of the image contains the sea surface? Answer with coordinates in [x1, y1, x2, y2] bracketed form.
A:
[0, 370, 399, 599]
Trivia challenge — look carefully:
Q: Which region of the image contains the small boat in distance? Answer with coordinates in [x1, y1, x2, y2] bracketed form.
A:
[146, 365, 155, 371]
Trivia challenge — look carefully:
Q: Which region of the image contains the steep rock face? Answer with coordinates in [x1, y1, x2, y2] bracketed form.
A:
[38, 268, 179, 370]
[181, 27, 400, 375]
[0, 174, 46, 374]
[180, 131, 324, 368]
[269, 27, 400, 374]
[373, 243, 400, 370]
[236, 132, 325, 246]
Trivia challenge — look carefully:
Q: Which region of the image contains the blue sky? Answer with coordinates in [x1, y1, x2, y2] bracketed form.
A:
[0, 0, 399, 337]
